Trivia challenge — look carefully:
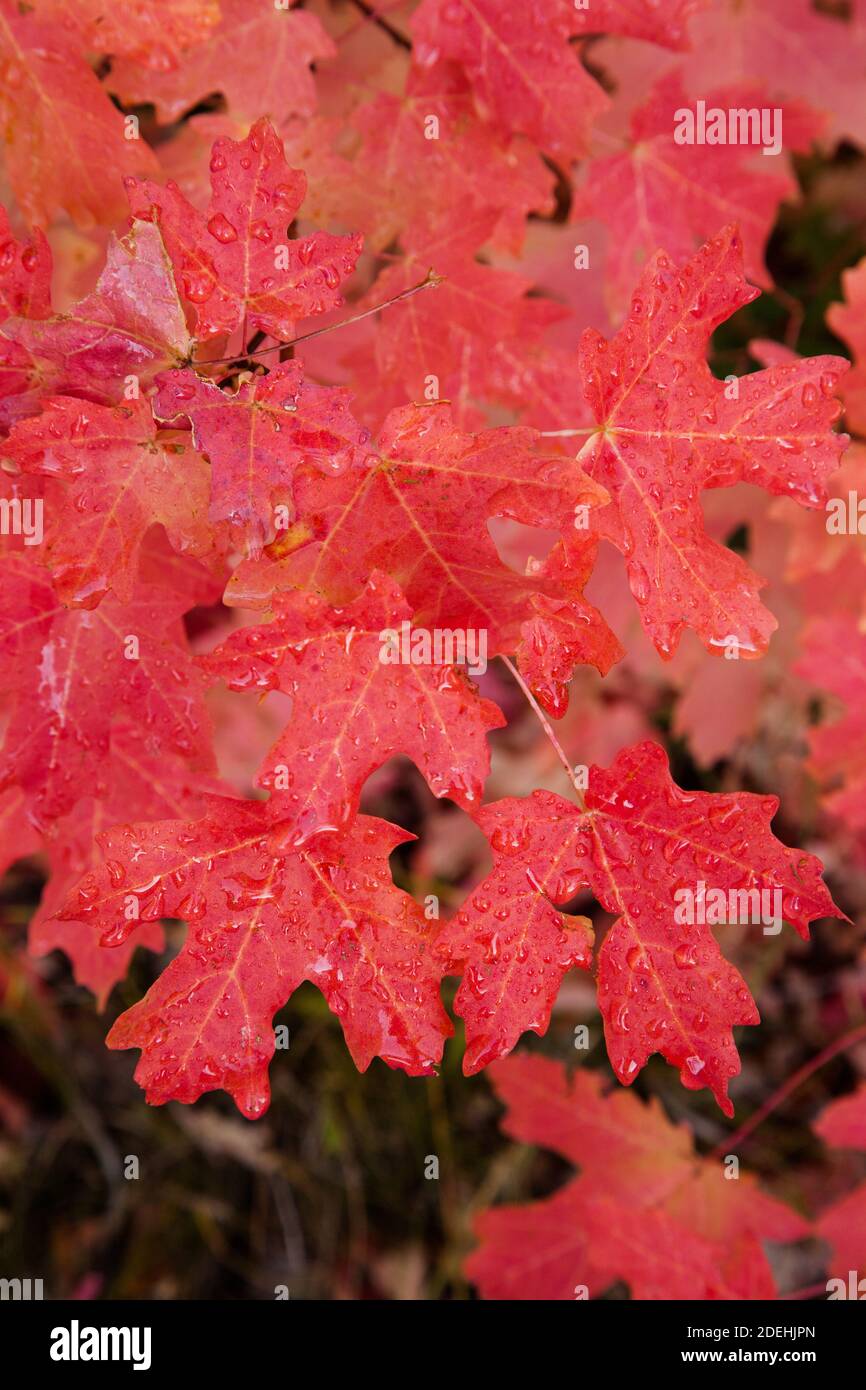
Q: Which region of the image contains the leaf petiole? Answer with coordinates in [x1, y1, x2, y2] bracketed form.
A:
[499, 654, 587, 809]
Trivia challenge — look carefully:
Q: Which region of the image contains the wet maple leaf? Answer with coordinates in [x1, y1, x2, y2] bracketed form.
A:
[226, 401, 618, 687]
[126, 117, 362, 342]
[0, 207, 53, 428]
[30, 722, 224, 1008]
[155, 361, 372, 555]
[200, 572, 505, 846]
[0, 554, 213, 827]
[515, 533, 625, 719]
[466, 1055, 807, 1299]
[828, 258, 866, 435]
[33, 883, 160, 1015]
[110, 0, 334, 126]
[448, 742, 841, 1110]
[0, 0, 159, 228]
[813, 1086, 866, 1283]
[410, 0, 609, 160]
[0, 208, 51, 323]
[0, 219, 193, 415]
[434, 826, 594, 1076]
[575, 76, 823, 312]
[4, 396, 213, 606]
[569, 227, 848, 659]
[60, 803, 452, 1116]
[153, 109, 361, 247]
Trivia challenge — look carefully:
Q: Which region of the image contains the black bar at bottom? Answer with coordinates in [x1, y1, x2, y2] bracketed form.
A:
[0, 1296, 860, 1377]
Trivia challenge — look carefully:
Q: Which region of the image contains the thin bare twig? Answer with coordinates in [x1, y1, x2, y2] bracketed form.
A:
[195, 269, 444, 369]
[711, 1018, 866, 1157]
[349, 0, 412, 50]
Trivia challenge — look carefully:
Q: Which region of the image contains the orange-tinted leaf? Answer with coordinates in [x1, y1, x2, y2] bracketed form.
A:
[0, 1, 158, 227]
[110, 0, 334, 125]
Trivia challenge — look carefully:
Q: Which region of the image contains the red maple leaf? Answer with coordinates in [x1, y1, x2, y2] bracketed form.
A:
[410, 0, 609, 160]
[575, 75, 824, 311]
[466, 1055, 807, 1300]
[347, 64, 553, 256]
[0, 0, 158, 227]
[435, 841, 594, 1075]
[59, 802, 452, 1117]
[444, 741, 841, 1110]
[4, 395, 214, 606]
[30, 721, 225, 1007]
[199, 571, 505, 846]
[154, 360, 372, 554]
[110, 0, 334, 127]
[566, 227, 848, 658]
[0, 219, 193, 416]
[0, 553, 213, 827]
[227, 401, 617, 688]
[676, 0, 866, 151]
[126, 118, 362, 342]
